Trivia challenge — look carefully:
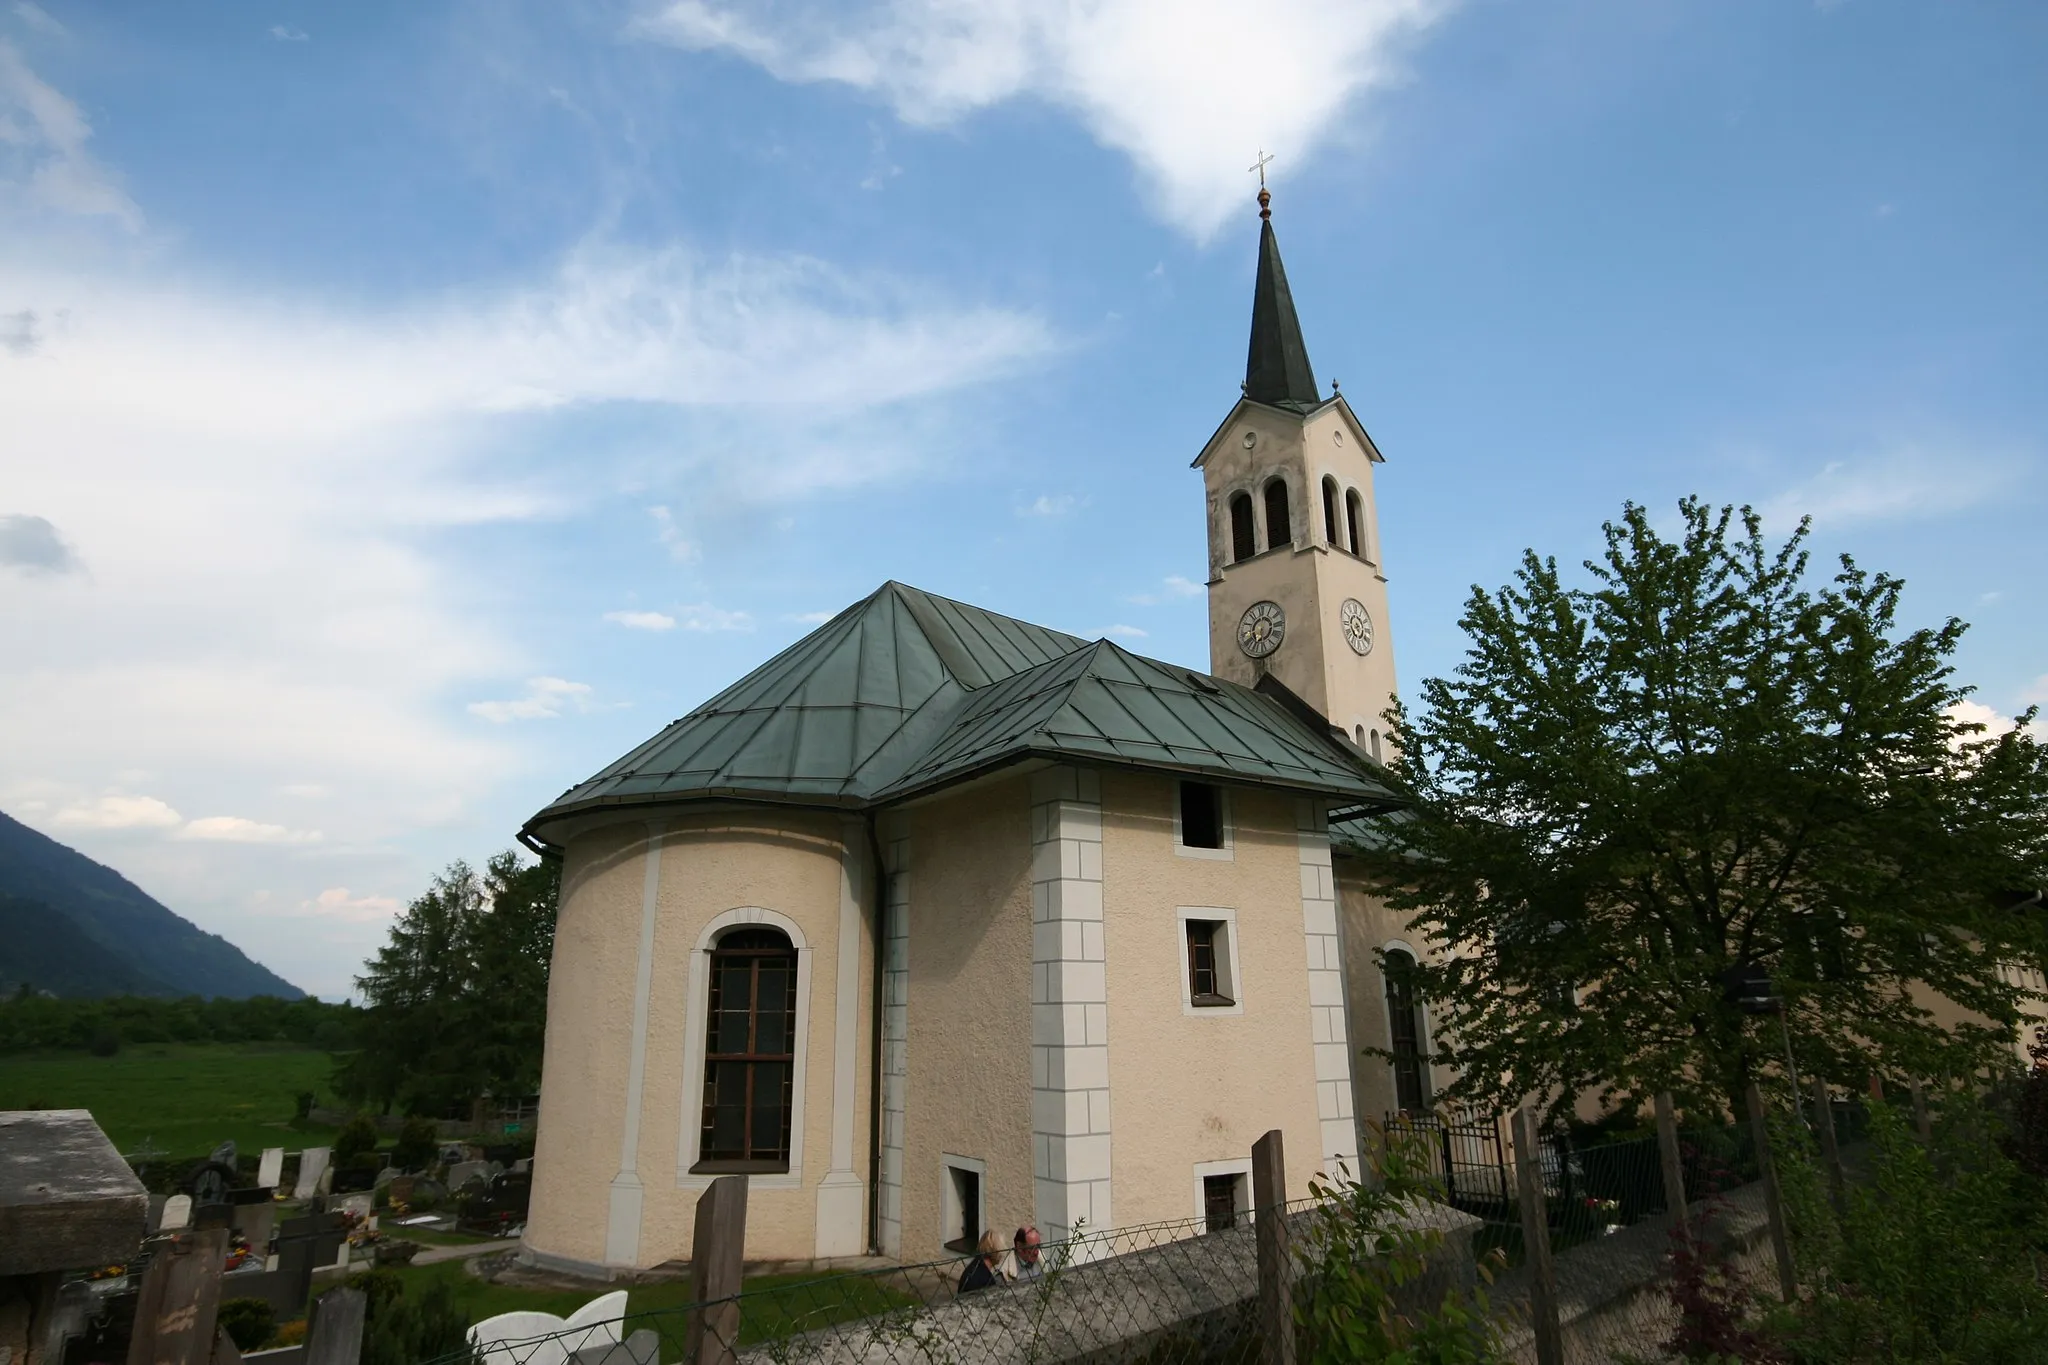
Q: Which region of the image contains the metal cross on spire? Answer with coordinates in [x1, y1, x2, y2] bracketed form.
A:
[1249, 149, 1275, 219]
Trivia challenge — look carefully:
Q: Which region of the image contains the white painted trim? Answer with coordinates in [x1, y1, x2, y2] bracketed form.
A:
[604, 820, 666, 1267]
[674, 906, 813, 1192]
[1190, 1158, 1254, 1225]
[877, 837, 910, 1259]
[1171, 782, 1234, 862]
[1175, 906, 1245, 1017]
[939, 1152, 989, 1251]
[1297, 802, 1357, 1171]
[815, 822, 868, 1257]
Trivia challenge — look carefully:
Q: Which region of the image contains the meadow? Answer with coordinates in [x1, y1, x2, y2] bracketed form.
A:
[0, 1041, 342, 1158]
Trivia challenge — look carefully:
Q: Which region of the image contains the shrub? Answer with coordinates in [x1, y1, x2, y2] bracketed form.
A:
[217, 1299, 277, 1353]
[1294, 1127, 1500, 1365]
[333, 1113, 381, 1169]
[350, 1272, 471, 1365]
[87, 1028, 120, 1057]
[391, 1116, 439, 1173]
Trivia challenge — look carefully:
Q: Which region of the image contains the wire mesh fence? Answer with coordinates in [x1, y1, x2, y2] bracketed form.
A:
[445, 1102, 1806, 1365]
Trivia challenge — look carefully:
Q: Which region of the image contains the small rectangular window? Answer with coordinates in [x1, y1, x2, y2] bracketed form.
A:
[1186, 920, 1234, 1007]
[1179, 782, 1223, 849]
[945, 1164, 981, 1253]
[1203, 1173, 1243, 1232]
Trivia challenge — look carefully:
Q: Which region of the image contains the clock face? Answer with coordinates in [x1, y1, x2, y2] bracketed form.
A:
[1341, 598, 1374, 656]
[1237, 600, 1286, 659]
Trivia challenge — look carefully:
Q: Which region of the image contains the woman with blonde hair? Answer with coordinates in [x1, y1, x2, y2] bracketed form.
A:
[956, 1229, 1004, 1294]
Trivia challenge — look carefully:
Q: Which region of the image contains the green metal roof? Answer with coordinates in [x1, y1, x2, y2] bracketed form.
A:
[523, 582, 1402, 846]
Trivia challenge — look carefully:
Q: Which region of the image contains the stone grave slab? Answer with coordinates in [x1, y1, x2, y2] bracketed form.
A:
[293, 1148, 331, 1200]
[257, 1149, 285, 1189]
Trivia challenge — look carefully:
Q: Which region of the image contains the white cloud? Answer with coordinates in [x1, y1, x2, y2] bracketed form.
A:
[177, 815, 322, 844]
[648, 505, 698, 562]
[1758, 447, 2017, 530]
[11, 4, 66, 39]
[468, 677, 594, 723]
[604, 608, 677, 631]
[1948, 699, 2040, 745]
[268, 25, 310, 42]
[1019, 493, 1076, 517]
[1124, 573, 1206, 606]
[787, 610, 836, 625]
[299, 887, 401, 922]
[1102, 623, 1147, 639]
[675, 603, 752, 632]
[0, 41, 142, 229]
[638, 0, 1451, 237]
[50, 793, 182, 830]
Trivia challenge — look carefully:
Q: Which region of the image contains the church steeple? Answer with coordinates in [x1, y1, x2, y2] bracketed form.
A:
[1243, 189, 1321, 411]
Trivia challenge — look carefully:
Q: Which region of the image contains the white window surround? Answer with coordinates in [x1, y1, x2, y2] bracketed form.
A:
[675, 906, 813, 1191]
[1172, 783, 1234, 861]
[1191, 1158, 1254, 1224]
[940, 1152, 988, 1251]
[1177, 906, 1245, 1016]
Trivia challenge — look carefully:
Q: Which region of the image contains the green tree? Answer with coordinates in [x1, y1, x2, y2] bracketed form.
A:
[1354, 499, 2048, 1118]
[334, 852, 557, 1119]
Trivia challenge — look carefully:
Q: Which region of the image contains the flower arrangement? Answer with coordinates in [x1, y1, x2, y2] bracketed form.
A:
[1582, 1195, 1622, 1231]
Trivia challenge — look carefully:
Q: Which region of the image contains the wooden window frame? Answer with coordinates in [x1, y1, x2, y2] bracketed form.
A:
[694, 929, 798, 1173]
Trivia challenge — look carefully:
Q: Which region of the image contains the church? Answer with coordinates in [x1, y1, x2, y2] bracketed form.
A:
[517, 188, 1444, 1276]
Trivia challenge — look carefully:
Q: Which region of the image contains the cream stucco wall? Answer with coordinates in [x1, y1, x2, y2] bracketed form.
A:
[889, 775, 1038, 1264]
[523, 808, 873, 1272]
[1098, 772, 1337, 1224]
[1333, 866, 1450, 1129]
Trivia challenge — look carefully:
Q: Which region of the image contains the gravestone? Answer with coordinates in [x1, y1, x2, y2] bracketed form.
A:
[161, 1195, 193, 1231]
[293, 1149, 329, 1201]
[127, 1227, 230, 1365]
[446, 1161, 488, 1191]
[193, 1203, 234, 1231]
[232, 1199, 275, 1253]
[256, 1149, 284, 1189]
[336, 1194, 372, 1221]
[386, 1176, 416, 1207]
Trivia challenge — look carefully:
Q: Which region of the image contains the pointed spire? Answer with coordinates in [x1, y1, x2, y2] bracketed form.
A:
[1243, 189, 1321, 411]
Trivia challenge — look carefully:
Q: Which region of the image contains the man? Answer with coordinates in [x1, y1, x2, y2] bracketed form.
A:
[1005, 1225, 1044, 1282]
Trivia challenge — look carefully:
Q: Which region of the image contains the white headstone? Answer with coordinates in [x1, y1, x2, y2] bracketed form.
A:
[294, 1146, 331, 1199]
[159, 1194, 193, 1231]
[447, 1160, 488, 1190]
[338, 1193, 374, 1220]
[258, 1147, 285, 1187]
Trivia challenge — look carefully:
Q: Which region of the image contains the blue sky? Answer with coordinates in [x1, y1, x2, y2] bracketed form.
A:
[2, 0, 2042, 999]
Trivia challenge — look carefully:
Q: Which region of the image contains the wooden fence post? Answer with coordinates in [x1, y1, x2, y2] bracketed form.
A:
[1654, 1092, 1688, 1241]
[303, 1287, 365, 1365]
[127, 1228, 229, 1365]
[1812, 1076, 1845, 1215]
[1251, 1129, 1295, 1365]
[1745, 1082, 1798, 1304]
[685, 1175, 749, 1365]
[1909, 1079, 1933, 1144]
[1511, 1107, 1563, 1365]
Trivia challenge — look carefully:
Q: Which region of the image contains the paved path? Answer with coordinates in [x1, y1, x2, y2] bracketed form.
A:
[412, 1239, 509, 1265]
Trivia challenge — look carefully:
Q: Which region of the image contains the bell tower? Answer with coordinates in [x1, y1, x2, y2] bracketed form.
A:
[1195, 187, 1400, 759]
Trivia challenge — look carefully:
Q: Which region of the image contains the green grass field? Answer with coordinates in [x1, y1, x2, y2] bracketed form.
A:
[377, 1260, 914, 1338]
[0, 1042, 342, 1158]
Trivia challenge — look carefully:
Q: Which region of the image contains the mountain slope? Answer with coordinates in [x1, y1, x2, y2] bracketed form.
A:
[0, 894, 184, 998]
[0, 811, 305, 999]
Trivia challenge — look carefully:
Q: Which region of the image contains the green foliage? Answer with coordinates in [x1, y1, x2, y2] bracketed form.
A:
[217, 1298, 277, 1353]
[1352, 498, 2048, 1118]
[1769, 1091, 2048, 1363]
[350, 1269, 483, 1365]
[1293, 1128, 1500, 1365]
[392, 1115, 440, 1172]
[334, 1112, 382, 1168]
[333, 852, 558, 1118]
[0, 993, 359, 1055]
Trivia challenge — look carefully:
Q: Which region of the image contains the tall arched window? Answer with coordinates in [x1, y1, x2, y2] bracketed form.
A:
[1370, 729, 1383, 762]
[1229, 493, 1257, 563]
[1321, 476, 1340, 546]
[1384, 947, 1429, 1114]
[1263, 478, 1292, 552]
[1345, 490, 1365, 557]
[699, 927, 798, 1167]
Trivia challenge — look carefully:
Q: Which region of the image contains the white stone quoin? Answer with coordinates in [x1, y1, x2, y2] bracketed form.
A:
[1030, 765, 1113, 1250]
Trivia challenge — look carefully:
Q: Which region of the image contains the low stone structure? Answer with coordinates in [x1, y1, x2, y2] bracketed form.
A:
[0, 1109, 149, 1365]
